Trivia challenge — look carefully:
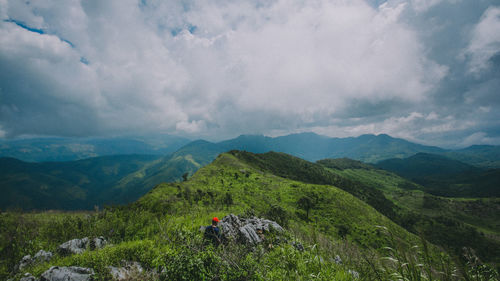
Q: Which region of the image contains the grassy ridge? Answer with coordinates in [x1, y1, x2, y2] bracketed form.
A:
[317, 158, 500, 265]
[2, 151, 471, 281]
[375, 153, 500, 197]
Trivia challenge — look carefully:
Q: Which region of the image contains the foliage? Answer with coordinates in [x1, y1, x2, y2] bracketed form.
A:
[1, 151, 499, 280]
[317, 159, 500, 266]
[375, 153, 500, 197]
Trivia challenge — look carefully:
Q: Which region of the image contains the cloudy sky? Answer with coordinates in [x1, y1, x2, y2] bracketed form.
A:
[0, 0, 499, 148]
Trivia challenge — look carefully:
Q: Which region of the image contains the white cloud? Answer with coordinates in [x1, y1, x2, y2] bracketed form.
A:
[465, 6, 500, 73]
[1, 0, 497, 147]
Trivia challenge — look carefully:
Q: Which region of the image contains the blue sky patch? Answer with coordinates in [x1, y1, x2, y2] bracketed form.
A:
[80, 57, 89, 65]
[5, 19, 76, 48]
[4, 19, 44, 34]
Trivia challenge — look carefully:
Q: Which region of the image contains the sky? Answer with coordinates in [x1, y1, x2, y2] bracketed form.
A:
[0, 0, 499, 148]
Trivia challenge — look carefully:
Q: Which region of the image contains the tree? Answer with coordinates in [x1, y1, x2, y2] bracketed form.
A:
[297, 196, 314, 220]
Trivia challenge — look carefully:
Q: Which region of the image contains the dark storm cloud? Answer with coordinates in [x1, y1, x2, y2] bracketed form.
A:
[0, 0, 499, 147]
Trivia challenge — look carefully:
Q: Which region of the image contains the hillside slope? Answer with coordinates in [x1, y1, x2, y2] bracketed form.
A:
[0, 155, 161, 210]
[2, 151, 458, 281]
[376, 153, 500, 197]
[137, 151, 421, 250]
[0, 135, 190, 162]
[317, 158, 500, 264]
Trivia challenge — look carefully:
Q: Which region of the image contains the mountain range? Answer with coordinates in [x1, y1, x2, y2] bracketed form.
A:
[1, 132, 499, 211]
[3, 132, 500, 166]
[376, 153, 500, 197]
[2, 150, 499, 280]
[0, 135, 190, 162]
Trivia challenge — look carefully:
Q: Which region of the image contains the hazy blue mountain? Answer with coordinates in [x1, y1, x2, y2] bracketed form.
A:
[0, 135, 190, 162]
[2, 132, 499, 211]
[376, 153, 482, 177]
[216, 133, 445, 163]
[0, 154, 161, 210]
[376, 153, 499, 197]
[442, 145, 500, 168]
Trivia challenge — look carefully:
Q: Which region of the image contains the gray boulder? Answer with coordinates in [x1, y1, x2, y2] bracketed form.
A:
[18, 250, 53, 271]
[40, 266, 94, 281]
[89, 236, 107, 250]
[348, 269, 360, 279]
[219, 214, 283, 245]
[18, 255, 33, 271]
[58, 238, 89, 255]
[334, 255, 342, 265]
[108, 262, 143, 280]
[34, 250, 53, 263]
[58, 237, 107, 255]
[19, 273, 36, 281]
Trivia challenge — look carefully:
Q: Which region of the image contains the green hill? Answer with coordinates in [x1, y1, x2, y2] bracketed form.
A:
[376, 153, 500, 197]
[0, 155, 161, 210]
[0, 151, 453, 281]
[2, 151, 499, 280]
[443, 145, 500, 169]
[0, 135, 190, 162]
[317, 158, 500, 264]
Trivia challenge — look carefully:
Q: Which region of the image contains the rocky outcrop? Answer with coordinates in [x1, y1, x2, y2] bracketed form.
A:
[18, 250, 53, 270]
[108, 261, 143, 280]
[40, 266, 94, 281]
[18, 256, 33, 271]
[58, 237, 107, 256]
[58, 238, 89, 255]
[19, 273, 36, 281]
[89, 237, 107, 250]
[219, 214, 284, 245]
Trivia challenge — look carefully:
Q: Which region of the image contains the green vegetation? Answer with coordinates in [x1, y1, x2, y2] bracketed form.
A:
[3, 134, 499, 213]
[0, 155, 161, 210]
[317, 158, 500, 266]
[0, 151, 499, 280]
[442, 145, 500, 169]
[376, 153, 500, 197]
[2, 151, 498, 280]
[0, 135, 190, 162]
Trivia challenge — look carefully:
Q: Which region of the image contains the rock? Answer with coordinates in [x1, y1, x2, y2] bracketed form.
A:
[40, 266, 94, 281]
[19, 273, 36, 281]
[219, 214, 283, 245]
[18, 250, 53, 271]
[334, 255, 342, 265]
[108, 261, 143, 281]
[34, 250, 53, 263]
[89, 236, 107, 250]
[58, 238, 89, 255]
[58, 237, 107, 255]
[348, 269, 360, 279]
[18, 255, 33, 271]
[292, 241, 304, 251]
[240, 224, 262, 244]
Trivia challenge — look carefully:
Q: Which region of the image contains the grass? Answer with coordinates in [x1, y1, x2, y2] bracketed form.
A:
[1, 152, 499, 280]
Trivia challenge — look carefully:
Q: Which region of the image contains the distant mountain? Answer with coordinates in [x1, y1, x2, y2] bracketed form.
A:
[2, 133, 499, 210]
[316, 156, 500, 264]
[217, 133, 446, 163]
[2, 132, 499, 167]
[0, 155, 161, 210]
[0, 135, 190, 162]
[442, 145, 500, 168]
[376, 153, 500, 197]
[376, 153, 482, 177]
